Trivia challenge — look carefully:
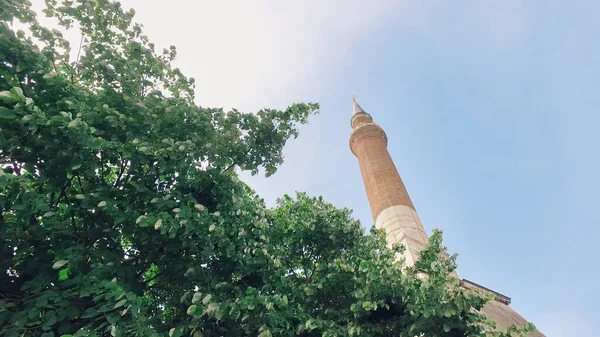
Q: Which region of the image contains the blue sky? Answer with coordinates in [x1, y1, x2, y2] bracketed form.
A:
[32, 0, 600, 335]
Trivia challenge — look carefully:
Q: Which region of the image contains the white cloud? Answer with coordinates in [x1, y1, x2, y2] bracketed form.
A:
[117, 0, 412, 111]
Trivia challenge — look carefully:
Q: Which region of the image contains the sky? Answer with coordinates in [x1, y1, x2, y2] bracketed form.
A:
[29, 0, 600, 335]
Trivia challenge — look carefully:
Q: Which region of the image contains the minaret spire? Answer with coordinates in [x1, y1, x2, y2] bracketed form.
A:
[349, 98, 428, 266]
[352, 96, 367, 115]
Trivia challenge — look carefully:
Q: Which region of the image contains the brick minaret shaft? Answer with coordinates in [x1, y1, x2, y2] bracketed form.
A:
[349, 98, 428, 265]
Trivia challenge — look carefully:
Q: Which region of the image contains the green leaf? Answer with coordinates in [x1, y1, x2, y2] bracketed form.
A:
[305, 319, 318, 331]
[114, 299, 127, 309]
[43, 72, 57, 79]
[106, 314, 118, 325]
[201, 294, 212, 305]
[10, 87, 24, 100]
[0, 91, 14, 102]
[192, 292, 202, 303]
[0, 107, 16, 120]
[52, 260, 68, 269]
[58, 268, 69, 280]
[180, 291, 191, 304]
[169, 328, 183, 337]
[184, 267, 195, 277]
[81, 308, 97, 319]
[443, 323, 452, 332]
[186, 304, 197, 316]
[44, 312, 57, 326]
[121, 305, 131, 316]
[67, 119, 81, 128]
[258, 327, 272, 337]
[206, 302, 219, 315]
[226, 244, 235, 257]
[73, 330, 90, 337]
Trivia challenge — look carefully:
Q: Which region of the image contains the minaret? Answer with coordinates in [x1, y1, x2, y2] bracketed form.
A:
[349, 98, 545, 336]
[349, 97, 428, 266]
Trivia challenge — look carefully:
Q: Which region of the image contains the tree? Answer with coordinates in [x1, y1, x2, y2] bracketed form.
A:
[0, 1, 535, 336]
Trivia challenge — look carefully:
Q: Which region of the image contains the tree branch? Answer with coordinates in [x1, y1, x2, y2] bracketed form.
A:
[12, 161, 21, 176]
[77, 174, 85, 193]
[54, 175, 76, 208]
[225, 149, 252, 172]
[143, 272, 163, 285]
[114, 155, 127, 187]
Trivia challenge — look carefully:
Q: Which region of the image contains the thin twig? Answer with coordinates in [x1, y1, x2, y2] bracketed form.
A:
[54, 175, 76, 209]
[224, 161, 237, 172]
[73, 32, 85, 81]
[100, 152, 104, 182]
[77, 174, 84, 193]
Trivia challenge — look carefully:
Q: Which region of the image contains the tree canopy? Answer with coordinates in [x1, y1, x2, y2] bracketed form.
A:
[1, 1, 536, 336]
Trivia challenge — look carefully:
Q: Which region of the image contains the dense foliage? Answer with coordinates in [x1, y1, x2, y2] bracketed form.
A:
[0, 1, 536, 336]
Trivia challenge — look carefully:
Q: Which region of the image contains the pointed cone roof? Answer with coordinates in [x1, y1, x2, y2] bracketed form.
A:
[352, 96, 367, 115]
